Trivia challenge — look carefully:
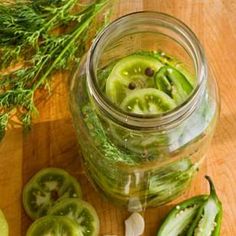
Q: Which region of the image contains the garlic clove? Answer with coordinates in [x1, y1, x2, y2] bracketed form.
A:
[125, 212, 145, 236]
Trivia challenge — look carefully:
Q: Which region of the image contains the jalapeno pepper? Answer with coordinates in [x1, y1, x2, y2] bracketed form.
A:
[186, 176, 223, 236]
[156, 176, 223, 236]
[154, 65, 193, 105]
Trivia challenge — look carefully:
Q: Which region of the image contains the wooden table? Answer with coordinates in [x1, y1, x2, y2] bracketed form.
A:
[0, 0, 236, 235]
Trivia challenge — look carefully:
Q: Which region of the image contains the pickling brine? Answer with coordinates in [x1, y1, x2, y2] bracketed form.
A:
[70, 12, 219, 210]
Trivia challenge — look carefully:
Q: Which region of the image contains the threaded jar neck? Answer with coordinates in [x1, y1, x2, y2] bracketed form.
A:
[87, 11, 207, 130]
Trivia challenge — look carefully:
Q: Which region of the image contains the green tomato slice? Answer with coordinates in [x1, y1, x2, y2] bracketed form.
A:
[154, 66, 193, 105]
[105, 54, 163, 105]
[0, 209, 8, 236]
[120, 88, 176, 114]
[49, 198, 100, 236]
[26, 216, 80, 236]
[23, 168, 82, 220]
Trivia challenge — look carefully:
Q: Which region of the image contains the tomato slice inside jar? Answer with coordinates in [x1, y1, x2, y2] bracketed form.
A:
[105, 54, 163, 105]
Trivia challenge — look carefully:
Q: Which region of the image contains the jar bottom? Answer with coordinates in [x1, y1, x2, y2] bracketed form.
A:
[81, 153, 203, 211]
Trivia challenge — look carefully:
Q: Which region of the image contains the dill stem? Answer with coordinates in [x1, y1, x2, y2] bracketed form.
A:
[40, 0, 77, 32]
[32, 17, 92, 91]
[32, 1, 108, 91]
[0, 0, 112, 138]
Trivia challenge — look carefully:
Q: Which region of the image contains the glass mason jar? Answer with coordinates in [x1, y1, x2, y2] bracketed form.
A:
[69, 12, 219, 211]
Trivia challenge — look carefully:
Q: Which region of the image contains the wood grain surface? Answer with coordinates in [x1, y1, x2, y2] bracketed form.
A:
[0, 0, 236, 235]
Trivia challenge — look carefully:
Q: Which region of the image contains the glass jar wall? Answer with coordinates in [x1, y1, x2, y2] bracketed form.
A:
[69, 12, 219, 211]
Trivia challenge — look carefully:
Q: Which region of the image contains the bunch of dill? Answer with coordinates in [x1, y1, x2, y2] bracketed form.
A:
[0, 0, 112, 139]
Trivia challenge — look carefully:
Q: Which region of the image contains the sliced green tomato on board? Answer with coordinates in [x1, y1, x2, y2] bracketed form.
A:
[154, 66, 193, 105]
[120, 88, 176, 114]
[49, 198, 100, 236]
[23, 168, 82, 220]
[0, 209, 8, 236]
[105, 54, 163, 105]
[26, 216, 80, 236]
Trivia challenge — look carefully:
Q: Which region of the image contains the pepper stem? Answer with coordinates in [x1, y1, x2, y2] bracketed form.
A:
[205, 175, 218, 199]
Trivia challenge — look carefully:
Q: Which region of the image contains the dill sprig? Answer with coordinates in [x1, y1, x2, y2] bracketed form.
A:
[82, 105, 140, 164]
[0, 0, 113, 139]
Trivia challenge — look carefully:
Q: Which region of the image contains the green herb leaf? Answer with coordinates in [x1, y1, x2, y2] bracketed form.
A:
[0, 0, 113, 140]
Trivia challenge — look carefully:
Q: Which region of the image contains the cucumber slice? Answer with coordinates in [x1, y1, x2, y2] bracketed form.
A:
[26, 216, 80, 236]
[49, 198, 100, 236]
[105, 55, 163, 105]
[120, 88, 176, 114]
[23, 168, 82, 220]
[154, 66, 193, 105]
[0, 209, 8, 236]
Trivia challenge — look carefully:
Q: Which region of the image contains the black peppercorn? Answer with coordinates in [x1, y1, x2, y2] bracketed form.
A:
[145, 67, 154, 77]
[128, 82, 136, 90]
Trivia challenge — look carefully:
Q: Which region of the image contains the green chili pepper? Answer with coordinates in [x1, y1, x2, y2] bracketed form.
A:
[157, 195, 208, 236]
[156, 176, 223, 236]
[186, 176, 223, 236]
[154, 66, 193, 105]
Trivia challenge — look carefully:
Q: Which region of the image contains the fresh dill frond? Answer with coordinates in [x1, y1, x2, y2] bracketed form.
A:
[0, 0, 113, 139]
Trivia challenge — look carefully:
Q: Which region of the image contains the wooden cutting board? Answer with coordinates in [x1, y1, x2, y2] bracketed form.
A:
[0, 0, 236, 235]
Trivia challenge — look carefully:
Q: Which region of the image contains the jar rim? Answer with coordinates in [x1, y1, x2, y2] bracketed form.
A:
[86, 11, 207, 130]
